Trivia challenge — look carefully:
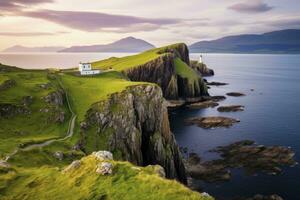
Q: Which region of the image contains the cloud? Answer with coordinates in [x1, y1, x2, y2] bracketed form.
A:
[0, 31, 68, 37]
[22, 9, 180, 33]
[228, 0, 273, 13]
[0, 0, 53, 12]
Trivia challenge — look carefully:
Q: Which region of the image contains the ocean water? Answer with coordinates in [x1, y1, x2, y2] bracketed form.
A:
[0, 52, 135, 69]
[171, 54, 300, 200]
[1, 53, 299, 199]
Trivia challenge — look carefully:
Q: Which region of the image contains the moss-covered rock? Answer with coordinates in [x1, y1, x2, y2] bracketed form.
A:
[80, 84, 187, 183]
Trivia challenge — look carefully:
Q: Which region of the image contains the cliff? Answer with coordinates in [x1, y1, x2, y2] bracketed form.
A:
[80, 84, 187, 183]
[190, 61, 214, 77]
[123, 43, 208, 100]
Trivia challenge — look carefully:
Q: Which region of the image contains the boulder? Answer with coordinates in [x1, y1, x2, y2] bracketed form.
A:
[53, 151, 64, 161]
[63, 160, 81, 173]
[92, 151, 113, 161]
[96, 162, 113, 175]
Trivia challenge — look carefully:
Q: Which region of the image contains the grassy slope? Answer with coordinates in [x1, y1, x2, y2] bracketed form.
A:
[0, 46, 213, 199]
[92, 43, 185, 72]
[59, 71, 147, 121]
[92, 43, 202, 88]
[0, 69, 70, 157]
[174, 58, 199, 83]
[0, 155, 212, 200]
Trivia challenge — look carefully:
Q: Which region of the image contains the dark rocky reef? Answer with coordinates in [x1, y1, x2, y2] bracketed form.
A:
[80, 85, 187, 183]
[206, 81, 228, 86]
[185, 116, 240, 129]
[186, 140, 296, 183]
[235, 194, 284, 200]
[217, 105, 245, 112]
[227, 92, 246, 97]
[187, 100, 219, 109]
[190, 60, 214, 76]
[124, 43, 208, 100]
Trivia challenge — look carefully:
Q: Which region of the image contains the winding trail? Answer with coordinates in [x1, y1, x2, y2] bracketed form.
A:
[3, 76, 77, 162]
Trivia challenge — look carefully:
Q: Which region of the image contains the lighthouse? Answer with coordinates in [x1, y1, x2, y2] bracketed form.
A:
[199, 55, 203, 64]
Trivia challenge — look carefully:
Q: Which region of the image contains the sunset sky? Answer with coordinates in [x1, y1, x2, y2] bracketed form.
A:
[0, 0, 300, 50]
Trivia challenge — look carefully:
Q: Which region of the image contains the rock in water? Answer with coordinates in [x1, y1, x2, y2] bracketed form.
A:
[206, 81, 228, 86]
[187, 100, 219, 109]
[217, 105, 245, 112]
[96, 162, 113, 175]
[185, 116, 240, 128]
[92, 151, 113, 161]
[226, 92, 246, 97]
[211, 140, 296, 175]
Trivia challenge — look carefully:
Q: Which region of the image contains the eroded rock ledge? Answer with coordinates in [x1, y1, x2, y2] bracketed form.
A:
[80, 85, 187, 183]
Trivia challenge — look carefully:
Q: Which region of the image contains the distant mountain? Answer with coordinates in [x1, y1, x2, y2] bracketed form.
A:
[60, 37, 155, 53]
[3, 45, 66, 52]
[189, 29, 300, 54]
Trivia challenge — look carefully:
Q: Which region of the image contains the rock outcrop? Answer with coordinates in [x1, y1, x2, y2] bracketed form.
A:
[42, 90, 66, 123]
[124, 43, 208, 100]
[80, 85, 187, 183]
[190, 60, 214, 76]
[0, 79, 16, 91]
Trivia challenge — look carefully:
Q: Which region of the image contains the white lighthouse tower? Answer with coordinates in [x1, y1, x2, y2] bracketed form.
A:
[198, 55, 203, 64]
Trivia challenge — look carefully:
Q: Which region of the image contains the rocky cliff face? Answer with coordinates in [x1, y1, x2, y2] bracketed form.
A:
[80, 85, 187, 183]
[190, 61, 214, 77]
[124, 43, 208, 100]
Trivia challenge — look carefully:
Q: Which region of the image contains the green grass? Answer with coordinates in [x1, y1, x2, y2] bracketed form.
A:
[59, 71, 147, 121]
[0, 155, 213, 200]
[174, 57, 200, 83]
[92, 43, 185, 72]
[0, 70, 70, 158]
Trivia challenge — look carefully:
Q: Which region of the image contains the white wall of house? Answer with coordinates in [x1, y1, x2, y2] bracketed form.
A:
[78, 62, 101, 75]
[80, 70, 101, 75]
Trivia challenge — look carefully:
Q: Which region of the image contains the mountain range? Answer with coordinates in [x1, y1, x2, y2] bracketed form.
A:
[3, 29, 300, 54]
[3, 45, 66, 52]
[60, 36, 155, 52]
[189, 29, 300, 54]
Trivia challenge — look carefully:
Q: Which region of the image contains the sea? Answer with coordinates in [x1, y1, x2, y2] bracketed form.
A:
[1, 52, 300, 200]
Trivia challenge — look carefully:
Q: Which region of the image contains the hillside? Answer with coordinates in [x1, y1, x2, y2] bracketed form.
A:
[2, 45, 66, 52]
[93, 43, 209, 100]
[60, 37, 155, 52]
[0, 153, 212, 200]
[0, 44, 213, 199]
[190, 29, 300, 53]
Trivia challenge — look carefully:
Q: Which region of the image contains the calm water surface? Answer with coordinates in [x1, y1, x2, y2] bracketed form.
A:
[1, 53, 299, 199]
[0, 52, 135, 69]
[171, 54, 300, 200]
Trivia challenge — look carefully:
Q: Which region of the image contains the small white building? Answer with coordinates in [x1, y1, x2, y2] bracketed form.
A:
[198, 55, 203, 64]
[78, 62, 101, 75]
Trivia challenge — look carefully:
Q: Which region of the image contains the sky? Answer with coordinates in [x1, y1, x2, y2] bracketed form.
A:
[0, 0, 300, 50]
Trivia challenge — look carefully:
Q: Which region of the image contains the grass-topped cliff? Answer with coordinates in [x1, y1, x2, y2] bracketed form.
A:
[0, 44, 213, 199]
[93, 43, 208, 100]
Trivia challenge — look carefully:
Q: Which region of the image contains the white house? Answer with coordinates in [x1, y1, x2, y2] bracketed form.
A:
[78, 62, 101, 75]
